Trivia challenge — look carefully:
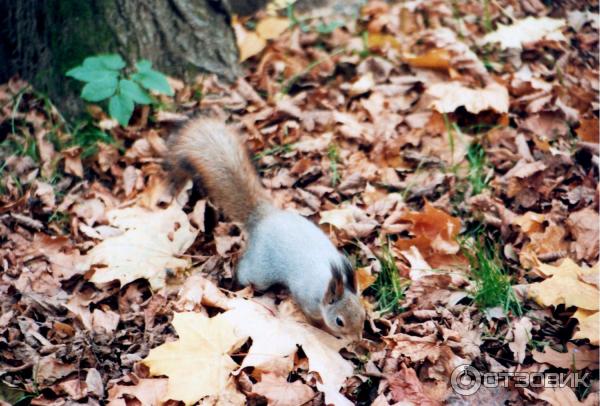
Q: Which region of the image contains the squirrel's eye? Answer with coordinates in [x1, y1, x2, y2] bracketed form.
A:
[335, 317, 345, 327]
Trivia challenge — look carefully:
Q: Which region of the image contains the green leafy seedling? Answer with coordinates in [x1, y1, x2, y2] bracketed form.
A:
[66, 54, 173, 126]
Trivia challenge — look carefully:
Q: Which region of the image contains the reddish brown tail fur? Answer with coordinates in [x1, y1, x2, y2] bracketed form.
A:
[167, 118, 269, 225]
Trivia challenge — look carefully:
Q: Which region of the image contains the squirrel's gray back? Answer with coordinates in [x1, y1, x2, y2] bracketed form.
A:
[237, 209, 342, 317]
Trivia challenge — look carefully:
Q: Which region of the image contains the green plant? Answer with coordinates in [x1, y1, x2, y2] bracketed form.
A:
[66, 54, 173, 126]
[327, 143, 341, 187]
[372, 245, 409, 315]
[69, 122, 115, 159]
[461, 232, 521, 315]
[466, 143, 491, 195]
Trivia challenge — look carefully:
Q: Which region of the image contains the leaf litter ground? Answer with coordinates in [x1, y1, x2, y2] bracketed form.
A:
[0, 0, 598, 405]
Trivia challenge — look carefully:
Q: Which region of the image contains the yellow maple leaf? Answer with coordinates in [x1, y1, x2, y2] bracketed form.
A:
[529, 275, 598, 310]
[88, 204, 198, 289]
[221, 298, 354, 406]
[143, 312, 247, 405]
[572, 309, 599, 345]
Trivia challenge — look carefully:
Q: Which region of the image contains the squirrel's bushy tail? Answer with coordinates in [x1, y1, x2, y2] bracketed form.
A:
[167, 118, 269, 225]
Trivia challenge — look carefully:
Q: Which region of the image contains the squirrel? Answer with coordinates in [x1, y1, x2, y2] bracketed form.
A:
[166, 117, 365, 339]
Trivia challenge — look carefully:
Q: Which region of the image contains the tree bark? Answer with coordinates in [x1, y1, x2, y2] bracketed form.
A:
[0, 0, 243, 116]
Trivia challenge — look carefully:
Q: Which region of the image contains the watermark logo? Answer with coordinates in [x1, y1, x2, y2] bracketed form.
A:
[450, 365, 481, 395]
[450, 365, 590, 395]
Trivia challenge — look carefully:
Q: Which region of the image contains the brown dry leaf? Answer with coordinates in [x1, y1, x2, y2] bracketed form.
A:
[388, 365, 441, 406]
[395, 202, 463, 268]
[107, 378, 168, 406]
[576, 118, 599, 143]
[319, 206, 378, 239]
[532, 343, 599, 370]
[142, 312, 246, 405]
[426, 82, 509, 114]
[537, 387, 589, 406]
[567, 207, 600, 263]
[507, 317, 533, 364]
[88, 204, 198, 289]
[62, 146, 84, 177]
[252, 373, 315, 406]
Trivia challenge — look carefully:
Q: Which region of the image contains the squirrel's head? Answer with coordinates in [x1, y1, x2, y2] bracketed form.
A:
[321, 257, 365, 340]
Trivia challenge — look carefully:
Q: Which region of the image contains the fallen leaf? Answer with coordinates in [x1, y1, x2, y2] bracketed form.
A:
[404, 49, 451, 70]
[349, 72, 375, 96]
[388, 365, 441, 405]
[482, 17, 567, 49]
[395, 202, 464, 268]
[143, 312, 246, 405]
[88, 204, 198, 289]
[233, 18, 266, 62]
[567, 207, 599, 263]
[532, 343, 599, 370]
[507, 317, 533, 364]
[572, 311, 600, 345]
[221, 298, 354, 406]
[256, 17, 290, 40]
[576, 118, 599, 143]
[252, 373, 315, 406]
[426, 82, 509, 114]
[108, 378, 168, 406]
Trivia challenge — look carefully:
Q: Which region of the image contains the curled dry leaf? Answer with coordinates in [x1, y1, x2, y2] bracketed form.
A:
[426, 82, 509, 114]
[88, 204, 198, 289]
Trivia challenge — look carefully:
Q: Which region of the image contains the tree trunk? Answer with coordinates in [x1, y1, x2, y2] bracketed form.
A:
[0, 0, 244, 116]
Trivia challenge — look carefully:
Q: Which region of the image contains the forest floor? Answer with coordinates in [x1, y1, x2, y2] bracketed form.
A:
[0, 0, 599, 405]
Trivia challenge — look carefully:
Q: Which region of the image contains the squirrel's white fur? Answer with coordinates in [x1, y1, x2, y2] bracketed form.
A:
[167, 118, 365, 338]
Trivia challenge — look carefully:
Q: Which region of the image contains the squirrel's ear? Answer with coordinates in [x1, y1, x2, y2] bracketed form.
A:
[341, 256, 357, 294]
[324, 264, 344, 305]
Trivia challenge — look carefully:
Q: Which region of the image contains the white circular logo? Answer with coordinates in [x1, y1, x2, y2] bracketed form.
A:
[450, 365, 481, 396]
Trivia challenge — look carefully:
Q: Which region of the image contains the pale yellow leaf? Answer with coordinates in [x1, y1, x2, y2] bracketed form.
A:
[256, 16, 290, 40]
[426, 81, 509, 114]
[482, 17, 566, 50]
[143, 312, 247, 405]
[221, 298, 354, 406]
[572, 311, 599, 345]
[528, 275, 599, 311]
[88, 204, 198, 289]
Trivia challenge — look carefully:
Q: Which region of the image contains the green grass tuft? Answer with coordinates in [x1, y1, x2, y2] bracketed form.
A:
[466, 143, 491, 195]
[372, 245, 409, 315]
[461, 232, 521, 315]
[327, 143, 341, 187]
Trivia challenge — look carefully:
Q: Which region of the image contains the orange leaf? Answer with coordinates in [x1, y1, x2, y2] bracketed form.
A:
[395, 202, 464, 268]
[404, 49, 451, 70]
[576, 118, 599, 143]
